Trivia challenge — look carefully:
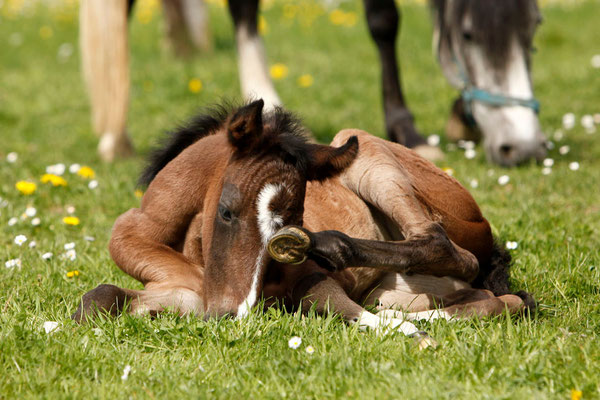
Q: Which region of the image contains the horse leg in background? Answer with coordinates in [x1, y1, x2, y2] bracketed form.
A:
[228, 0, 281, 109]
[363, 0, 442, 161]
[445, 97, 482, 143]
[162, 0, 212, 57]
[80, 0, 134, 162]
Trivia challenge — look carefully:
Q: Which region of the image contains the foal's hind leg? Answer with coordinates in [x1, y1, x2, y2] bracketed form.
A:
[80, 0, 134, 161]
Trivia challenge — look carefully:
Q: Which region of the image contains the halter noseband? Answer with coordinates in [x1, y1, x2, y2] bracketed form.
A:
[452, 50, 540, 127]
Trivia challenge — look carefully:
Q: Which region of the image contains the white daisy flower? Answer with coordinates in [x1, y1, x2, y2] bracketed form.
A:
[427, 134, 440, 147]
[84, 236, 95, 242]
[63, 249, 76, 261]
[8, 217, 18, 226]
[88, 180, 98, 189]
[14, 234, 27, 246]
[43, 321, 60, 334]
[305, 345, 315, 354]
[288, 336, 302, 349]
[31, 217, 41, 226]
[569, 161, 580, 171]
[591, 54, 600, 69]
[29, 240, 36, 248]
[64, 242, 76, 250]
[581, 115, 595, 130]
[25, 206, 37, 217]
[543, 158, 554, 168]
[542, 167, 552, 175]
[7, 152, 18, 163]
[42, 252, 53, 260]
[559, 145, 570, 155]
[5, 258, 21, 269]
[121, 365, 132, 381]
[46, 163, 66, 176]
[469, 179, 479, 189]
[506, 241, 518, 250]
[465, 148, 476, 159]
[69, 163, 81, 174]
[66, 206, 76, 214]
[562, 113, 575, 130]
[497, 175, 510, 186]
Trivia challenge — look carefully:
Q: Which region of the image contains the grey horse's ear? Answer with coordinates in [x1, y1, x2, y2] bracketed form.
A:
[433, 10, 463, 89]
[227, 99, 264, 150]
[304, 136, 359, 182]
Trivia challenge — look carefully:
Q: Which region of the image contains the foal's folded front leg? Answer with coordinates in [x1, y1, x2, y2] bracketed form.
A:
[268, 224, 479, 282]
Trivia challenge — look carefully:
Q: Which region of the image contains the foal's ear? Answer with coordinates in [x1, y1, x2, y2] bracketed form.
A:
[227, 99, 264, 150]
[305, 136, 358, 181]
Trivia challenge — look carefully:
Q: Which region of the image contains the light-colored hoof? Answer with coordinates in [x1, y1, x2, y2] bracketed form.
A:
[267, 226, 311, 265]
[413, 144, 445, 162]
[98, 132, 134, 162]
[410, 331, 439, 350]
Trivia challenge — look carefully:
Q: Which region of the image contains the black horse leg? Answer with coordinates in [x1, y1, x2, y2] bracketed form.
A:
[363, 0, 426, 148]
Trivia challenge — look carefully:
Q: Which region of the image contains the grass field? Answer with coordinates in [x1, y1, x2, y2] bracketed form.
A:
[1, 0, 599, 398]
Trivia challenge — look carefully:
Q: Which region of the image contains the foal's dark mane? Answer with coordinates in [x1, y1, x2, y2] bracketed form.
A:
[139, 102, 309, 186]
[433, 0, 539, 67]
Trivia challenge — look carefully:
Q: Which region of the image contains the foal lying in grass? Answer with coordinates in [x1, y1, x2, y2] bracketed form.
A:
[73, 100, 534, 345]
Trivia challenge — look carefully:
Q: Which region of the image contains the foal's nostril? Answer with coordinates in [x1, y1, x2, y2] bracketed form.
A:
[499, 144, 513, 157]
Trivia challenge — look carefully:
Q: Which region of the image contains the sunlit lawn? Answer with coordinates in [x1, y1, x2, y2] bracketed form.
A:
[1, 1, 599, 398]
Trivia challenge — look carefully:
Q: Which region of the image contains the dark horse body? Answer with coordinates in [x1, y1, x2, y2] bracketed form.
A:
[82, 0, 545, 166]
[74, 101, 533, 343]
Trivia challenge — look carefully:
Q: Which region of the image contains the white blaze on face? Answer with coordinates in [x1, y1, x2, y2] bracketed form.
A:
[236, 183, 285, 318]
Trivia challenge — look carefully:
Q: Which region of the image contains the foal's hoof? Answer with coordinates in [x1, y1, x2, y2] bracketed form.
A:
[267, 226, 311, 265]
[410, 331, 439, 350]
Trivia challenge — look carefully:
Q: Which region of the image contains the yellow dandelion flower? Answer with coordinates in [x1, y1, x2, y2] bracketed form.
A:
[258, 15, 268, 35]
[66, 270, 80, 278]
[41, 174, 67, 187]
[77, 166, 95, 179]
[329, 9, 346, 26]
[63, 216, 80, 226]
[39, 26, 53, 39]
[297, 74, 314, 88]
[442, 167, 455, 176]
[134, 189, 144, 199]
[571, 390, 582, 400]
[270, 63, 289, 80]
[188, 78, 203, 94]
[16, 181, 37, 195]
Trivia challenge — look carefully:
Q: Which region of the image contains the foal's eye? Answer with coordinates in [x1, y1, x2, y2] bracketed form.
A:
[462, 31, 473, 41]
[218, 205, 233, 222]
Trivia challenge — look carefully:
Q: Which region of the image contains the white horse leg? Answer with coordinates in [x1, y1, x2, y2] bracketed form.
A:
[162, 0, 212, 56]
[80, 0, 133, 161]
[182, 0, 212, 52]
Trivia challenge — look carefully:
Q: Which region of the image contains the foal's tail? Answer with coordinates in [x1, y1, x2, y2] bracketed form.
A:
[476, 240, 536, 312]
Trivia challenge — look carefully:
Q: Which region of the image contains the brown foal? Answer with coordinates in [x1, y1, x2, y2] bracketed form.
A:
[73, 100, 533, 344]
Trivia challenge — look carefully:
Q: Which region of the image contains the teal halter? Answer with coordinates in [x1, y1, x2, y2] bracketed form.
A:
[452, 53, 540, 126]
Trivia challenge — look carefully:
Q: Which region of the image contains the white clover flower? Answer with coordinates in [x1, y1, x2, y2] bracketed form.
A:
[465, 148, 476, 159]
[288, 336, 302, 349]
[88, 180, 98, 189]
[591, 54, 600, 69]
[559, 145, 570, 155]
[43, 321, 60, 334]
[42, 252, 53, 260]
[569, 162, 580, 171]
[506, 241, 518, 250]
[8, 217, 18, 226]
[5, 258, 21, 269]
[69, 163, 81, 173]
[7, 152, 18, 163]
[14, 234, 27, 246]
[64, 242, 76, 250]
[427, 134, 440, 147]
[543, 158, 554, 168]
[305, 345, 315, 354]
[31, 217, 41, 226]
[498, 175, 510, 186]
[542, 167, 552, 175]
[84, 236, 95, 242]
[121, 365, 132, 381]
[469, 179, 479, 189]
[29, 240, 36, 248]
[25, 206, 37, 217]
[562, 113, 575, 130]
[46, 163, 66, 176]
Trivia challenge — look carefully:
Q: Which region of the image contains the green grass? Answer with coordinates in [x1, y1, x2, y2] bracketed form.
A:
[1, 1, 599, 398]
